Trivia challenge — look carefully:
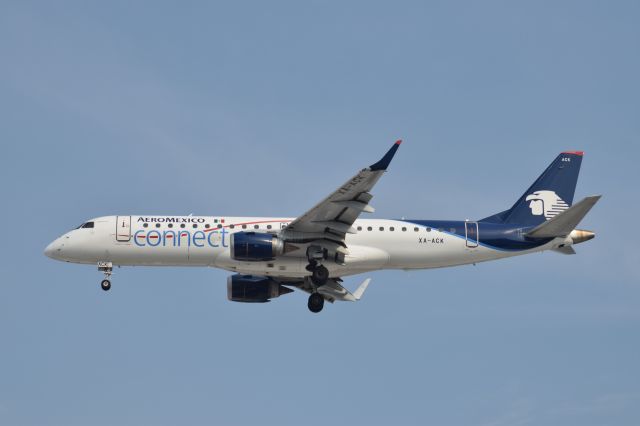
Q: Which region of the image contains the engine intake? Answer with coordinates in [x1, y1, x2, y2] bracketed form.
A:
[226, 274, 293, 303]
[230, 231, 284, 261]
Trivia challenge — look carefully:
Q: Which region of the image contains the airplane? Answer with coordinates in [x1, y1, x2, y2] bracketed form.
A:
[44, 141, 600, 313]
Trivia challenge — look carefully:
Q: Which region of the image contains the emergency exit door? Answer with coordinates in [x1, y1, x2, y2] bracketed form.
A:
[465, 221, 479, 248]
[116, 216, 131, 242]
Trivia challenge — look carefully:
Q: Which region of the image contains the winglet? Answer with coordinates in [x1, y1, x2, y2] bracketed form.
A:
[370, 140, 402, 171]
[352, 278, 371, 300]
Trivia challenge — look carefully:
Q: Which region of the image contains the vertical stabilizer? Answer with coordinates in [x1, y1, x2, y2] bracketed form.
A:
[482, 152, 583, 226]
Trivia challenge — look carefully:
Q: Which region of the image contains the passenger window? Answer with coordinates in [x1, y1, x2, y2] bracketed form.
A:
[367, 226, 372, 231]
[155, 223, 161, 228]
[180, 224, 186, 228]
[427, 227, 431, 232]
[218, 224, 223, 229]
[168, 223, 173, 228]
[357, 226, 362, 231]
[379, 227, 384, 231]
[143, 223, 149, 228]
[267, 225, 272, 230]
[254, 225, 259, 229]
[230, 224, 235, 229]
[402, 227, 407, 232]
[390, 227, 395, 231]
[193, 224, 198, 229]
[242, 225, 247, 229]
[205, 224, 210, 229]
[438, 228, 444, 232]
[414, 227, 419, 232]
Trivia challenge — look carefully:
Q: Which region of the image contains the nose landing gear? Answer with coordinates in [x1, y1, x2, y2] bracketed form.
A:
[101, 279, 111, 291]
[98, 261, 113, 291]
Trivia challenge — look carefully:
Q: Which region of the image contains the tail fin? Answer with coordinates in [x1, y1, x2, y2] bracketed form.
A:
[482, 151, 584, 226]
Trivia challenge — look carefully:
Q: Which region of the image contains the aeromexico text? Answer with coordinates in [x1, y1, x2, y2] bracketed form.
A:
[134, 216, 228, 248]
[138, 216, 207, 223]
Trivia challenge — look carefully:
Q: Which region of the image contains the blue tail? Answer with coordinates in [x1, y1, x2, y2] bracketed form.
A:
[482, 151, 584, 226]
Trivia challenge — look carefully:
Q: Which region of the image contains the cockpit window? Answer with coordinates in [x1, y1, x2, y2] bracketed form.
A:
[81, 222, 94, 229]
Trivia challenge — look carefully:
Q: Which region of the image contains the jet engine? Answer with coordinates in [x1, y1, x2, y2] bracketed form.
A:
[230, 231, 284, 261]
[226, 274, 293, 303]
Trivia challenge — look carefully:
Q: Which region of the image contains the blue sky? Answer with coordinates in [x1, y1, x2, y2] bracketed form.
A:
[1, 1, 639, 425]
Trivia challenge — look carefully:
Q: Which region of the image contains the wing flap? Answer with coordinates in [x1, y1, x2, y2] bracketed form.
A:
[311, 220, 358, 234]
[332, 200, 375, 213]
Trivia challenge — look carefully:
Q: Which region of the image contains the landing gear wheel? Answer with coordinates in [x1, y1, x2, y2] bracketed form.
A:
[308, 293, 324, 313]
[98, 262, 113, 292]
[101, 279, 111, 291]
[311, 265, 329, 286]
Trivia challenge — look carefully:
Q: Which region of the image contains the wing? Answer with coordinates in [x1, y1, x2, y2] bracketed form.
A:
[281, 140, 402, 255]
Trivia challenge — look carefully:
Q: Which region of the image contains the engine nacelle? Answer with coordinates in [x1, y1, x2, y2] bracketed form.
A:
[230, 231, 284, 261]
[226, 274, 293, 303]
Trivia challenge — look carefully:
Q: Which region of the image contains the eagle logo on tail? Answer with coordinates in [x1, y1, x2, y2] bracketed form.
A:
[525, 190, 569, 220]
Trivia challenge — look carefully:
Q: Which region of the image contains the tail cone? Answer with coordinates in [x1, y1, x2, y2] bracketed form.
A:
[570, 229, 595, 244]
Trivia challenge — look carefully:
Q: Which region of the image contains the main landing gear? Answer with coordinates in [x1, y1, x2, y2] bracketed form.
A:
[308, 292, 324, 313]
[305, 246, 330, 313]
[306, 262, 328, 313]
[309, 263, 329, 286]
[98, 261, 112, 291]
[305, 246, 330, 286]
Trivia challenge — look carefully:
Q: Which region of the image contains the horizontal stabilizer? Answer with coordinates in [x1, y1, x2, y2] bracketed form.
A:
[526, 195, 601, 238]
[318, 278, 371, 302]
[352, 278, 371, 300]
[552, 246, 576, 255]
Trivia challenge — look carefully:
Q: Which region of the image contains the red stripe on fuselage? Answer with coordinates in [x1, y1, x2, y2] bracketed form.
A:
[202, 219, 291, 233]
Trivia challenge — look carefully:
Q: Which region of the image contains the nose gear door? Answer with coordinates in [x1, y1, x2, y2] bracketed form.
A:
[465, 221, 479, 248]
[116, 216, 131, 242]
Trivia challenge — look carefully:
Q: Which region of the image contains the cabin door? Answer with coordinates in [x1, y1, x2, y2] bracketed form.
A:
[116, 216, 131, 242]
[465, 221, 479, 248]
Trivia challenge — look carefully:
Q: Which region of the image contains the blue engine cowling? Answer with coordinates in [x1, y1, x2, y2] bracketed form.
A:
[226, 274, 293, 303]
[230, 232, 284, 261]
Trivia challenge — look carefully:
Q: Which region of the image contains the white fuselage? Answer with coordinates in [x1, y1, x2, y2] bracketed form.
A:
[45, 215, 563, 279]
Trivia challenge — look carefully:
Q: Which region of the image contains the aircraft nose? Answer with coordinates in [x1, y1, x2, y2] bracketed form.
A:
[44, 239, 62, 259]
